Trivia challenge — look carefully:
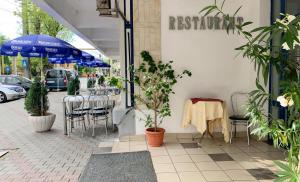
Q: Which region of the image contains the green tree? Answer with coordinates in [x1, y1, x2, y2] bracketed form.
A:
[15, 0, 74, 77]
[0, 34, 10, 74]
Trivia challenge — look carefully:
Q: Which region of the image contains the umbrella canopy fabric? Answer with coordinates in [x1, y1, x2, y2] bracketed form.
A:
[81, 59, 111, 68]
[48, 59, 67, 64]
[1, 34, 81, 58]
[48, 51, 95, 64]
[48, 57, 75, 64]
[0, 46, 18, 56]
[81, 51, 95, 61]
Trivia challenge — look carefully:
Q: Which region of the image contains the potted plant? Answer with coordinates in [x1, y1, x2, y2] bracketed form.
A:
[25, 77, 56, 132]
[98, 75, 105, 86]
[133, 51, 191, 147]
[87, 78, 96, 88]
[67, 77, 80, 95]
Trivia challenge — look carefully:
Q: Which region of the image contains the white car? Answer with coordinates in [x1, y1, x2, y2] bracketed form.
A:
[0, 84, 26, 103]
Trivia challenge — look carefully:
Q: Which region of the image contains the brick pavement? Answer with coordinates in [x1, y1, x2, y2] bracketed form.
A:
[0, 91, 117, 182]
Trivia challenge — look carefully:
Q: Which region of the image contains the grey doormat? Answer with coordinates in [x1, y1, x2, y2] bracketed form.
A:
[79, 151, 157, 182]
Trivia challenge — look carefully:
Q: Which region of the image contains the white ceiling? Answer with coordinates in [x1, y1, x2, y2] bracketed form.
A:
[32, 0, 121, 57]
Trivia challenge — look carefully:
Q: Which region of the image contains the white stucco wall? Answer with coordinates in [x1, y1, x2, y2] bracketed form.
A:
[159, 0, 270, 133]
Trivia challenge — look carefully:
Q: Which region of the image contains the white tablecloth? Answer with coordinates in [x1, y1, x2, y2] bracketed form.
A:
[182, 99, 230, 143]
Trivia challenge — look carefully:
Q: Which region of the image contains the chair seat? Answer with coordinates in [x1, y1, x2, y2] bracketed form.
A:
[74, 107, 91, 112]
[90, 110, 109, 117]
[229, 115, 249, 121]
[94, 107, 106, 111]
[67, 112, 86, 118]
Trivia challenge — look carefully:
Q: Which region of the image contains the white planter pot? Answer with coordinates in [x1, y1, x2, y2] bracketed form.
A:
[28, 113, 56, 132]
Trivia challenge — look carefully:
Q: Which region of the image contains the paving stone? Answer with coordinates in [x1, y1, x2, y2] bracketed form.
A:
[0, 92, 117, 182]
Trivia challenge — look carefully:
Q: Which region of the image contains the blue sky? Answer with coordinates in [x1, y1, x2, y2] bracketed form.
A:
[0, 0, 102, 58]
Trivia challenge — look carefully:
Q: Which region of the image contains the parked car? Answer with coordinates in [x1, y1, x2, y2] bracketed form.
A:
[0, 84, 26, 103]
[45, 69, 69, 90]
[0, 75, 32, 91]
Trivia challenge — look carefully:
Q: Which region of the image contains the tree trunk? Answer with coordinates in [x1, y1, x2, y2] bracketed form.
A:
[154, 110, 157, 132]
[21, 0, 29, 35]
[22, 0, 30, 78]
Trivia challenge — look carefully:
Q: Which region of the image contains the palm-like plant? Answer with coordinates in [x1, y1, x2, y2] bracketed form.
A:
[201, 1, 300, 180]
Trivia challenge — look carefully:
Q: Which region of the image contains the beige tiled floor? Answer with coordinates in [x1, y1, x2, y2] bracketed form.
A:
[111, 133, 285, 182]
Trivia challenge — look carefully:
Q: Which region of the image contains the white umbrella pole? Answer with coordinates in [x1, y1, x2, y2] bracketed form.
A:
[14, 57, 17, 75]
[0, 56, 2, 75]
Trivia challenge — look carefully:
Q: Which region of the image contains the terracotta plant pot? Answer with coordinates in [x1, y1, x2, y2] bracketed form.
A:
[145, 128, 165, 147]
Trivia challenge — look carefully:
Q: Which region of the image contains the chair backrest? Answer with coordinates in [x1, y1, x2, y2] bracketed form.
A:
[88, 95, 110, 115]
[96, 88, 109, 95]
[231, 92, 249, 116]
[63, 95, 85, 116]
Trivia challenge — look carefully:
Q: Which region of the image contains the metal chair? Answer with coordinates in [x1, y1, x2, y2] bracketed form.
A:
[89, 95, 110, 136]
[229, 92, 250, 145]
[63, 95, 86, 137]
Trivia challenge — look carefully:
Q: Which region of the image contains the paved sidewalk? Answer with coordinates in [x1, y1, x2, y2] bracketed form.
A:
[0, 92, 117, 182]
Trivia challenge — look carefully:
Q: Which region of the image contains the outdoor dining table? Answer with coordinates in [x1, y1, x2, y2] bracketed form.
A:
[62, 95, 119, 135]
[181, 98, 230, 143]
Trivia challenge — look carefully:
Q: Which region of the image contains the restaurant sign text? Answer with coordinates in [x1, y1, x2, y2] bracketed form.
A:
[169, 16, 244, 30]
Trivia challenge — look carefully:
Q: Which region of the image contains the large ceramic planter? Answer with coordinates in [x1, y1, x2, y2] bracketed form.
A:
[146, 128, 165, 147]
[28, 113, 56, 132]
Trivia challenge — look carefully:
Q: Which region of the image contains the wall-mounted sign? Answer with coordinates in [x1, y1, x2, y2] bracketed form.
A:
[5, 66, 10, 74]
[169, 16, 244, 30]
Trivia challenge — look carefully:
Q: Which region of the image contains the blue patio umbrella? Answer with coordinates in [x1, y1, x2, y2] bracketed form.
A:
[48, 51, 95, 64]
[48, 59, 70, 64]
[1, 34, 81, 58]
[81, 51, 95, 61]
[1, 34, 82, 77]
[94, 59, 111, 68]
[82, 59, 111, 68]
[0, 46, 18, 56]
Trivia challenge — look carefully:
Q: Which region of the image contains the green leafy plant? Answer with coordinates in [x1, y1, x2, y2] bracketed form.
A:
[274, 161, 300, 182]
[201, 0, 300, 180]
[87, 78, 96, 88]
[133, 51, 191, 131]
[24, 77, 49, 116]
[98, 75, 105, 86]
[106, 76, 123, 90]
[67, 77, 80, 95]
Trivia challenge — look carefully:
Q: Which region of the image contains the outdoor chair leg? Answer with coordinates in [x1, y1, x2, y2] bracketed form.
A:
[230, 121, 233, 144]
[81, 121, 84, 137]
[92, 117, 95, 137]
[83, 117, 87, 131]
[87, 114, 90, 127]
[105, 118, 108, 135]
[68, 120, 70, 136]
[111, 108, 114, 131]
[234, 123, 237, 137]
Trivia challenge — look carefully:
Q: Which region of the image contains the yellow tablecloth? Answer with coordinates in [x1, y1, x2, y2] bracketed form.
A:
[182, 99, 230, 143]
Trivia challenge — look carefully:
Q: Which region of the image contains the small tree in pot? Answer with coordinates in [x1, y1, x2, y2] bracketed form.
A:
[98, 75, 105, 86]
[133, 51, 192, 147]
[67, 77, 80, 95]
[25, 77, 56, 132]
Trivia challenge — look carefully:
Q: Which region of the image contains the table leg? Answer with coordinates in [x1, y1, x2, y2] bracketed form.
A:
[63, 102, 67, 135]
[206, 120, 214, 138]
